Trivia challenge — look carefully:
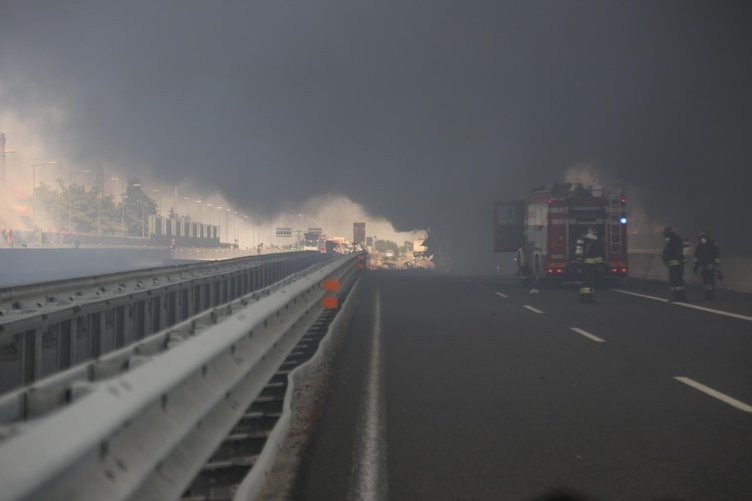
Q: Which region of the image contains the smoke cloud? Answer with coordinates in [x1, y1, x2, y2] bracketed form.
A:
[1, 1, 750, 270]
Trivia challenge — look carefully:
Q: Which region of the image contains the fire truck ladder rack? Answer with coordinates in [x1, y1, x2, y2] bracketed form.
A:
[607, 192, 623, 255]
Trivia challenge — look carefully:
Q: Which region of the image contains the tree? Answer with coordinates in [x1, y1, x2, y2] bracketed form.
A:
[36, 181, 67, 231]
[121, 178, 158, 237]
[375, 239, 399, 255]
[35, 177, 159, 237]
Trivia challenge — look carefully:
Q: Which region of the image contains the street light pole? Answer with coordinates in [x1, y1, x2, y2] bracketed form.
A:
[195, 201, 203, 238]
[182, 197, 191, 219]
[225, 208, 231, 243]
[151, 188, 162, 215]
[215, 206, 223, 242]
[31, 160, 59, 239]
[121, 186, 126, 237]
[232, 211, 236, 245]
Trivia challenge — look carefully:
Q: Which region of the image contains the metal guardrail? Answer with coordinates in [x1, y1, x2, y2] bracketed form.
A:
[0, 260, 334, 426]
[0, 252, 362, 501]
[0, 252, 327, 394]
[233, 275, 361, 500]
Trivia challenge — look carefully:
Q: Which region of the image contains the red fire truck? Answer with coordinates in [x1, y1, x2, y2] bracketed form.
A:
[494, 183, 629, 285]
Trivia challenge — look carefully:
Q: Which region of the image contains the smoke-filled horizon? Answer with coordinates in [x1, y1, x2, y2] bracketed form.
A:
[1, 1, 751, 270]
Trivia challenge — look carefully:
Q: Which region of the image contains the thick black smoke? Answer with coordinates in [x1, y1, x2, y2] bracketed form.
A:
[1, 1, 751, 270]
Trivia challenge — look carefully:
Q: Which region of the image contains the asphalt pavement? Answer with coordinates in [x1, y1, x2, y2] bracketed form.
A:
[294, 272, 752, 501]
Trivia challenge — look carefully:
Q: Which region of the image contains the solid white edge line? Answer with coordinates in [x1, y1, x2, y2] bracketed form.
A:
[673, 302, 752, 322]
[495, 292, 509, 299]
[350, 289, 388, 501]
[569, 327, 605, 343]
[523, 305, 544, 314]
[611, 288, 669, 303]
[674, 377, 752, 414]
[612, 288, 752, 322]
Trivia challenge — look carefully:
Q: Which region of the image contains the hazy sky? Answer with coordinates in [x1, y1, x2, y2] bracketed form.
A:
[1, 1, 751, 269]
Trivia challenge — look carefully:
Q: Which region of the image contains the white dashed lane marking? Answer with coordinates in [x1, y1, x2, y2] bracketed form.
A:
[523, 305, 544, 314]
[570, 327, 605, 343]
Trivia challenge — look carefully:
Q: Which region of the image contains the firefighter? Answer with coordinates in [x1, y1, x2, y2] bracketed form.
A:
[692, 231, 721, 300]
[662, 226, 686, 301]
[578, 226, 604, 303]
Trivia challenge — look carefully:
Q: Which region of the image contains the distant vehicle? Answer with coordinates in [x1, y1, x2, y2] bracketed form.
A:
[494, 182, 629, 286]
[325, 240, 341, 254]
[303, 231, 322, 251]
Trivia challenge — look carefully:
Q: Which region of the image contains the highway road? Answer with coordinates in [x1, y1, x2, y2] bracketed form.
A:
[294, 272, 752, 500]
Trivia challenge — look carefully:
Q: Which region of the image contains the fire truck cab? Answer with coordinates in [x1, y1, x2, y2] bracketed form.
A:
[494, 183, 629, 286]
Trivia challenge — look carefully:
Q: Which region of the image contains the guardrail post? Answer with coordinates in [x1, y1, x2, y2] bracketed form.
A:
[202, 284, 210, 310]
[0, 334, 21, 394]
[168, 291, 177, 325]
[88, 313, 102, 359]
[115, 306, 126, 348]
[135, 301, 146, 340]
[192, 286, 200, 316]
[161, 293, 169, 331]
[22, 328, 42, 385]
[60, 320, 73, 369]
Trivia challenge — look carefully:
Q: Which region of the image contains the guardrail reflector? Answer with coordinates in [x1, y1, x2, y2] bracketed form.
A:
[323, 279, 341, 291]
[322, 296, 339, 309]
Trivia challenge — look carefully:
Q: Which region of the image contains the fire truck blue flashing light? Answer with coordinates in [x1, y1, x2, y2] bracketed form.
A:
[620, 216, 628, 224]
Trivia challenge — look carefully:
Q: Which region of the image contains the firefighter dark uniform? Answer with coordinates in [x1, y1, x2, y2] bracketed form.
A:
[577, 228, 604, 303]
[693, 231, 721, 300]
[662, 227, 686, 301]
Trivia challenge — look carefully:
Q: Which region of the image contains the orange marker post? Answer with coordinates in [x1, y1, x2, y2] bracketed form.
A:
[321, 296, 339, 309]
[323, 279, 340, 291]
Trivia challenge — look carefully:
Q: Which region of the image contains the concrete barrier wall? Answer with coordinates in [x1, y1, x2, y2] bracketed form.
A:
[0, 248, 171, 287]
[628, 252, 752, 294]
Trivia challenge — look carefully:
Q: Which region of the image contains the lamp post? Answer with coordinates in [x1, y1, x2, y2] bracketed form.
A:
[118, 180, 131, 237]
[151, 188, 162, 215]
[182, 197, 191, 219]
[68, 169, 92, 235]
[32, 161, 60, 198]
[215, 206, 223, 242]
[31, 160, 60, 239]
[224, 208, 232, 243]
[141, 200, 146, 237]
[195, 200, 203, 238]
[206, 204, 215, 240]
[0, 133, 16, 187]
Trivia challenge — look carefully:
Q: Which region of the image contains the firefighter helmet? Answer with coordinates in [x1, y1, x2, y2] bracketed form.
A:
[662, 226, 674, 237]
